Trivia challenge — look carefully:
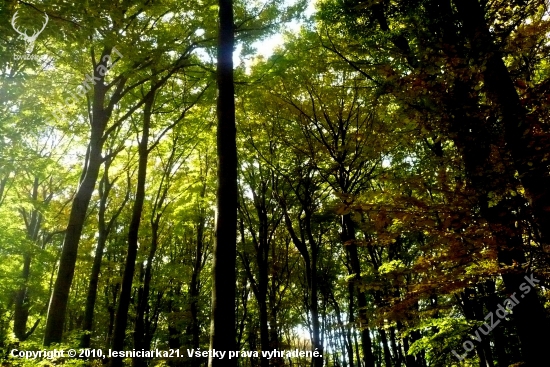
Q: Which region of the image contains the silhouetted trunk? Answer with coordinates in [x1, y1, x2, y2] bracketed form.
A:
[330, 289, 353, 367]
[379, 328, 392, 367]
[106, 282, 119, 349]
[257, 211, 270, 367]
[189, 209, 205, 367]
[281, 203, 323, 367]
[389, 327, 401, 367]
[483, 280, 511, 366]
[133, 220, 159, 367]
[182, 170, 211, 367]
[80, 182, 108, 349]
[308, 230, 322, 367]
[110, 89, 154, 367]
[239, 170, 282, 367]
[81, 157, 127, 348]
[44, 47, 122, 346]
[208, 0, 238, 365]
[342, 214, 375, 367]
[458, 289, 490, 367]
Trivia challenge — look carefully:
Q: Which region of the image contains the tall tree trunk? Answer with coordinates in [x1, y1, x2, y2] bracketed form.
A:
[208, 0, 238, 365]
[43, 47, 118, 346]
[106, 282, 119, 349]
[281, 203, 323, 367]
[168, 287, 183, 367]
[80, 169, 110, 349]
[330, 290, 353, 367]
[189, 209, 205, 367]
[378, 328, 393, 367]
[342, 214, 375, 367]
[81, 157, 127, 348]
[257, 201, 270, 367]
[110, 89, 154, 367]
[458, 289, 490, 367]
[132, 220, 158, 367]
[240, 172, 280, 367]
[308, 235, 322, 367]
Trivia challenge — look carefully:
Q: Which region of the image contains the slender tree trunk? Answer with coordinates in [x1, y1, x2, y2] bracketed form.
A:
[132, 220, 158, 367]
[240, 176, 276, 367]
[281, 202, 323, 367]
[81, 157, 126, 348]
[346, 286, 356, 367]
[343, 215, 375, 367]
[389, 327, 401, 367]
[44, 123, 105, 346]
[110, 89, 154, 367]
[459, 289, 489, 367]
[208, 0, 238, 365]
[330, 290, 353, 367]
[168, 287, 183, 367]
[106, 282, 119, 348]
[483, 280, 510, 366]
[378, 328, 392, 367]
[189, 203, 206, 367]
[257, 202, 270, 367]
[80, 210, 107, 348]
[309, 241, 323, 367]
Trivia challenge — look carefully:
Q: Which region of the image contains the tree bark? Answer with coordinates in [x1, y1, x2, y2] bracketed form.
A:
[208, 0, 238, 365]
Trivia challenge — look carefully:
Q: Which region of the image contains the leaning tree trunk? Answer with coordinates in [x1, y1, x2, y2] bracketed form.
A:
[208, 0, 238, 365]
[43, 48, 116, 346]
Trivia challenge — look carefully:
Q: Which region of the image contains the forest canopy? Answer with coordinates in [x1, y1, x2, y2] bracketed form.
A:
[0, 0, 549, 366]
